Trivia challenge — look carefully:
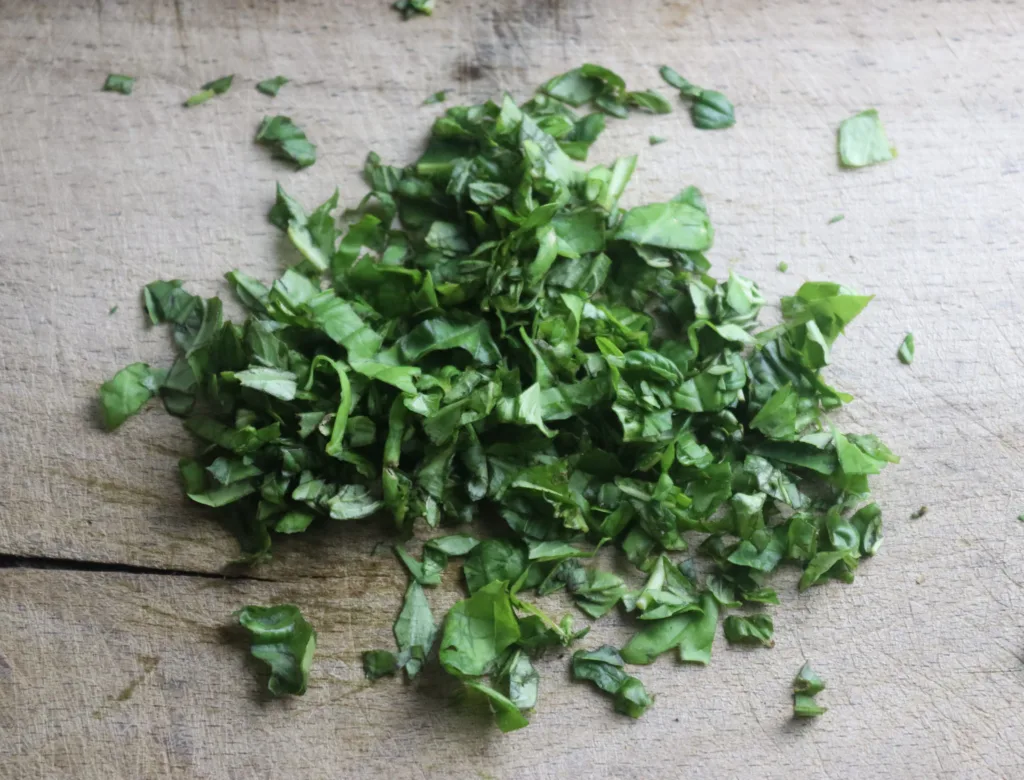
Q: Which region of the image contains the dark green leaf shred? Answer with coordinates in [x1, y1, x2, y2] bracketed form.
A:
[103, 74, 135, 95]
[237, 604, 316, 695]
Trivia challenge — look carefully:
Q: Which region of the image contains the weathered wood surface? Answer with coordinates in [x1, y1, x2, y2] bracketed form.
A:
[1, 0, 1023, 777]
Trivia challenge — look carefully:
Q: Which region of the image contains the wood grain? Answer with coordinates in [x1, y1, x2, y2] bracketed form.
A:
[1, 0, 1023, 777]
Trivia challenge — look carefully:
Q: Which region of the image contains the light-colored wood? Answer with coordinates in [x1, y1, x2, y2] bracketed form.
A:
[1, 0, 1023, 777]
[3, 565, 1023, 779]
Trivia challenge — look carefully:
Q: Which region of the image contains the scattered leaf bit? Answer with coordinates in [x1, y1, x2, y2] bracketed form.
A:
[255, 115, 317, 168]
[103, 74, 135, 95]
[423, 90, 448, 105]
[897, 333, 914, 365]
[256, 76, 289, 97]
[237, 604, 316, 696]
[649, 135, 667, 146]
[659, 65, 735, 129]
[185, 75, 234, 107]
[828, 214, 845, 224]
[393, 0, 434, 18]
[910, 506, 927, 519]
[838, 109, 896, 168]
[108, 305, 119, 315]
[543, 63, 672, 121]
[723, 615, 775, 648]
[777, 261, 789, 272]
[572, 646, 653, 718]
[793, 661, 827, 717]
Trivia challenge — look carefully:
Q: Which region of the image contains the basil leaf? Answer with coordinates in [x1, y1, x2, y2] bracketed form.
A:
[99, 362, 163, 429]
[102, 74, 134, 95]
[185, 75, 233, 107]
[572, 646, 652, 718]
[464, 681, 529, 733]
[439, 581, 520, 678]
[232, 367, 298, 401]
[691, 90, 735, 130]
[256, 76, 289, 97]
[237, 604, 316, 696]
[362, 649, 398, 679]
[838, 109, 896, 168]
[255, 115, 317, 169]
[897, 333, 915, 364]
[463, 540, 527, 594]
[678, 592, 719, 664]
[393, 582, 436, 678]
[614, 201, 714, 251]
[722, 614, 774, 647]
[793, 662, 827, 717]
[393, 0, 434, 18]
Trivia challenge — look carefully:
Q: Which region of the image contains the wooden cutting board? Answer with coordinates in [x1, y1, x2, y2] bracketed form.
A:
[2, 0, 1022, 777]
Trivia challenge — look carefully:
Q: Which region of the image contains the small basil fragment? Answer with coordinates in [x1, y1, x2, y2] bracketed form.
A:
[659, 66, 734, 129]
[102, 74, 134, 95]
[722, 614, 774, 647]
[691, 90, 735, 130]
[897, 333, 914, 365]
[362, 649, 398, 679]
[793, 661, 827, 717]
[393, 0, 434, 18]
[571, 646, 652, 718]
[838, 109, 896, 168]
[185, 75, 233, 107]
[255, 115, 317, 168]
[423, 90, 447, 105]
[99, 362, 163, 429]
[256, 76, 289, 97]
[237, 604, 316, 696]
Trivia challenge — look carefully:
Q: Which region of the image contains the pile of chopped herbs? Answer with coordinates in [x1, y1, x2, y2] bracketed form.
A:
[101, 66, 897, 731]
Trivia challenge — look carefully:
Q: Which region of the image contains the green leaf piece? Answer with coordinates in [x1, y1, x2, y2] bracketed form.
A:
[185, 75, 233, 107]
[362, 650, 398, 679]
[838, 109, 896, 168]
[102, 74, 134, 95]
[255, 115, 317, 168]
[237, 604, 316, 696]
[691, 90, 735, 129]
[99, 362, 162, 429]
[793, 662, 827, 717]
[722, 615, 774, 647]
[256, 76, 289, 97]
[897, 333, 914, 365]
[572, 646, 653, 718]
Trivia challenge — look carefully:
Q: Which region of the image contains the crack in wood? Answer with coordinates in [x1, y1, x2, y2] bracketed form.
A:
[0, 553, 277, 582]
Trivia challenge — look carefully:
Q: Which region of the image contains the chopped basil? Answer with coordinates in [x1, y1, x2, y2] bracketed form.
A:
[255, 115, 317, 168]
[838, 109, 896, 168]
[256, 76, 289, 97]
[897, 332, 915, 364]
[102, 74, 135, 95]
[793, 662, 827, 717]
[104, 65, 897, 730]
[184, 75, 234, 107]
[237, 604, 316, 696]
[393, 0, 434, 18]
